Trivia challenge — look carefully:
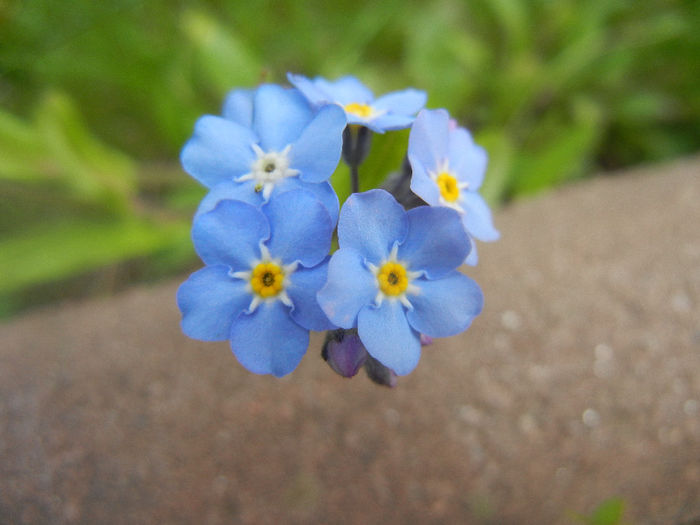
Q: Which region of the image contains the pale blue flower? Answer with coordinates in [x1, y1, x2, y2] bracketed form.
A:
[288, 73, 426, 133]
[317, 190, 483, 375]
[408, 109, 499, 265]
[177, 190, 335, 377]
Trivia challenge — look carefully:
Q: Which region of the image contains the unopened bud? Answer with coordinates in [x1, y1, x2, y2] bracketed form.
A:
[364, 355, 398, 388]
[322, 329, 367, 378]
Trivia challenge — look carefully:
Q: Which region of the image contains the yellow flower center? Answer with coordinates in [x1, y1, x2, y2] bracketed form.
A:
[250, 262, 285, 298]
[377, 261, 409, 296]
[344, 102, 374, 118]
[437, 172, 460, 202]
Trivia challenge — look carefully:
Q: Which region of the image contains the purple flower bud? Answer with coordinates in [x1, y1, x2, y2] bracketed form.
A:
[364, 355, 398, 388]
[420, 334, 433, 346]
[322, 329, 368, 378]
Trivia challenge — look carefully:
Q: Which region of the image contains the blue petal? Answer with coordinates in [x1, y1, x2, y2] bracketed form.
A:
[465, 237, 479, 266]
[287, 259, 336, 331]
[230, 301, 309, 377]
[407, 109, 449, 173]
[274, 178, 339, 227]
[253, 85, 312, 151]
[177, 265, 250, 341]
[337, 189, 407, 263]
[357, 301, 421, 375]
[291, 104, 346, 183]
[192, 200, 268, 268]
[448, 127, 487, 190]
[398, 205, 470, 279]
[287, 72, 329, 106]
[316, 76, 374, 105]
[374, 89, 427, 116]
[460, 192, 500, 242]
[263, 190, 332, 267]
[408, 154, 440, 205]
[180, 116, 257, 188]
[317, 248, 377, 329]
[222, 88, 254, 127]
[406, 272, 483, 337]
[195, 180, 262, 220]
[365, 113, 415, 132]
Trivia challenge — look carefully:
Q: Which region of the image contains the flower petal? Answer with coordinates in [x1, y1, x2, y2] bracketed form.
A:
[337, 189, 407, 263]
[358, 301, 421, 375]
[287, 72, 329, 106]
[192, 200, 268, 268]
[317, 248, 377, 329]
[291, 103, 346, 183]
[275, 178, 339, 227]
[373, 88, 427, 116]
[366, 113, 415, 132]
[194, 179, 262, 220]
[449, 127, 487, 190]
[408, 154, 440, 205]
[287, 259, 336, 331]
[460, 192, 500, 242]
[465, 237, 479, 266]
[408, 108, 450, 173]
[398, 205, 470, 279]
[406, 272, 483, 337]
[230, 301, 309, 377]
[177, 265, 250, 341]
[253, 84, 312, 151]
[263, 190, 332, 267]
[222, 88, 255, 127]
[180, 115, 257, 188]
[317, 76, 374, 105]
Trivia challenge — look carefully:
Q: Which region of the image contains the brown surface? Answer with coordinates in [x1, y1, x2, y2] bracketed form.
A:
[1, 157, 699, 524]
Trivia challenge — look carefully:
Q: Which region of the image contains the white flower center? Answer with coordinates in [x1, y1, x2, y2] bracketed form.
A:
[237, 143, 300, 200]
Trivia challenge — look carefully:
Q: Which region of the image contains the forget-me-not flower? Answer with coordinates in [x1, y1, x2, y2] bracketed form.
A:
[177, 190, 335, 377]
[181, 84, 346, 224]
[287, 73, 426, 133]
[317, 190, 483, 375]
[408, 109, 499, 265]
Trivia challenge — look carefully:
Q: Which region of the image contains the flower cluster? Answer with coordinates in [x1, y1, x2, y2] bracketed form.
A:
[177, 74, 498, 385]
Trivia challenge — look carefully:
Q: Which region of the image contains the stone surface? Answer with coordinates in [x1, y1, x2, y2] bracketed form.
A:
[1, 157, 699, 524]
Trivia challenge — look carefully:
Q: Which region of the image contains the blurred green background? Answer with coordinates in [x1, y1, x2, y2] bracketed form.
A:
[1, 0, 698, 317]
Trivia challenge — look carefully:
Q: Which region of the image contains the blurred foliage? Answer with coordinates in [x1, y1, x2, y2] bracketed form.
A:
[573, 497, 627, 525]
[0, 0, 698, 316]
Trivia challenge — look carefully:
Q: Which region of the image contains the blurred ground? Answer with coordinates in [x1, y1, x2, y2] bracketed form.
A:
[1, 157, 699, 524]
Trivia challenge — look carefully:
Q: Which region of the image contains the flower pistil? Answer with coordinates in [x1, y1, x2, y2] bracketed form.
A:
[367, 244, 420, 309]
[236, 143, 300, 200]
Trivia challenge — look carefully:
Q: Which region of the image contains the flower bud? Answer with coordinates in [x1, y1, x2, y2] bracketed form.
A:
[322, 329, 368, 378]
[363, 355, 398, 388]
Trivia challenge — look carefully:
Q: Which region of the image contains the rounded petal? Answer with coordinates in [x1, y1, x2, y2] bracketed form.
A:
[253, 84, 312, 151]
[192, 200, 268, 269]
[194, 180, 262, 220]
[180, 116, 257, 188]
[358, 301, 421, 375]
[230, 301, 309, 377]
[287, 72, 329, 106]
[407, 109, 449, 172]
[337, 189, 407, 263]
[406, 272, 483, 337]
[374, 88, 427, 116]
[291, 104, 346, 183]
[366, 113, 415, 132]
[177, 265, 250, 341]
[408, 154, 440, 205]
[398, 205, 470, 279]
[222, 88, 254, 127]
[263, 190, 333, 267]
[317, 248, 377, 329]
[287, 259, 336, 331]
[449, 127, 487, 190]
[460, 192, 500, 242]
[275, 178, 339, 227]
[465, 237, 479, 266]
[317, 76, 374, 105]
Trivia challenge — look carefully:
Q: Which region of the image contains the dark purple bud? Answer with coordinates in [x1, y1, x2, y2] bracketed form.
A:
[341, 125, 373, 168]
[420, 334, 433, 346]
[322, 329, 368, 378]
[364, 355, 398, 388]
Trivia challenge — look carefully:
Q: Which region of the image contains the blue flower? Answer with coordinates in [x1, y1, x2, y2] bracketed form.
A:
[287, 73, 426, 133]
[317, 190, 483, 375]
[408, 109, 499, 265]
[177, 190, 336, 377]
[180, 84, 346, 225]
